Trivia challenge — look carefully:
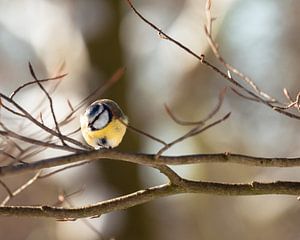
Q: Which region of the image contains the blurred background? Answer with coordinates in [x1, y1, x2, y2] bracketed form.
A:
[1, 0, 300, 239]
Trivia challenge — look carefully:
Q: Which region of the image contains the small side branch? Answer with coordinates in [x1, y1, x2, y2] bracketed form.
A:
[1, 171, 41, 206]
[156, 112, 231, 157]
[28, 62, 66, 146]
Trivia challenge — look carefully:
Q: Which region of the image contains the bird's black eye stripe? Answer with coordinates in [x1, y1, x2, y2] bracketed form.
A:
[87, 104, 101, 117]
[88, 104, 112, 130]
[103, 103, 113, 122]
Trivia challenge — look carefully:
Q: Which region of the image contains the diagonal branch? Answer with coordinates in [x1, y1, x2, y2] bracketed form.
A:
[0, 93, 87, 149]
[28, 62, 66, 146]
[204, 0, 276, 102]
[0, 128, 78, 153]
[125, 0, 300, 120]
[1, 171, 41, 206]
[59, 67, 125, 127]
[1, 180, 300, 219]
[10, 73, 67, 99]
[0, 180, 13, 197]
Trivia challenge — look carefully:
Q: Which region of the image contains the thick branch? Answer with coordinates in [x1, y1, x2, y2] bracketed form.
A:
[1, 150, 300, 177]
[1, 180, 300, 219]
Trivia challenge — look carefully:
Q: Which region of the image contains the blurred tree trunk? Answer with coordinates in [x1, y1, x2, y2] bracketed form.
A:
[85, 1, 153, 240]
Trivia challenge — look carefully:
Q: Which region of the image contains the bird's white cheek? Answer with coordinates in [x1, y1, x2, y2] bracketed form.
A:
[80, 115, 88, 128]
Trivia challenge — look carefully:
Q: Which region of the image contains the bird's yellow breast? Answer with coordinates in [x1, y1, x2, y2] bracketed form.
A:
[82, 118, 126, 148]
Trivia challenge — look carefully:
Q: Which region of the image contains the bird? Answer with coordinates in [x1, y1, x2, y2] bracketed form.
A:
[80, 99, 128, 149]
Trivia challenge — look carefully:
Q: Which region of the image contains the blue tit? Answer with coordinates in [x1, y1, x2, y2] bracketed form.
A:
[80, 99, 128, 149]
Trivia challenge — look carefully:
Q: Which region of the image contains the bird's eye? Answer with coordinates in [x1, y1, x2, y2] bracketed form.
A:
[97, 137, 107, 147]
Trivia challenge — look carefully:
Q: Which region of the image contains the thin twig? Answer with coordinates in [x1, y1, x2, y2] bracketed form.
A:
[53, 187, 85, 207]
[0, 180, 13, 197]
[5, 138, 24, 153]
[125, 0, 300, 120]
[38, 161, 91, 179]
[156, 112, 231, 158]
[0, 102, 26, 118]
[0, 150, 16, 160]
[277, 89, 300, 111]
[18, 147, 47, 162]
[66, 127, 81, 137]
[0, 93, 88, 149]
[164, 87, 227, 126]
[67, 99, 74, 112]
[119, 119, 167, 146]
[10, 74, 67, 99]
[65, 198, 106, 239]
[1, 171, 41, 206]
[283, 88, 293, 102]
[230, 87, 260, 102]
[204, 0, 275, 102]
[29, 73, 64, 119]
[28, 62, 66, 146]
[60, 67, 125, 126]
[0, 125, 79, 153]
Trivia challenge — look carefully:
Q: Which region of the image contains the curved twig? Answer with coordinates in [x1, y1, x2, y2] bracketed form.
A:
[164, 87, 227, 126]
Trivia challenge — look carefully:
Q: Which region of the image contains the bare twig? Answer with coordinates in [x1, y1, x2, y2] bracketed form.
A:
[67, 99, 74, 112]
[276, 89, 300, 111]
[0, 93, 88, 149]
[0, 150, 16, 160]
[283, 88, 293, 102]
[60, 67, 125, 127]
[66, 127, 81, 137]
[1, 171, 41, 206]
[0, 180, 13, 197]
[65, 198, 106, 239]
[0, 102, 26, 118]
[38, 161, 91, 179]
[230, 87, 260, 102]
[28, 62, 66, 146]
[0, 126, 79, 153]
[125, 0, 300, 120]
[204, 0, 276, 102]
[10, 74, 67, 99]
[164, 87, 227, 126]
[119, 119, 167, 146]
[156, 112, 231, 158]
[53, 187, 85, 207]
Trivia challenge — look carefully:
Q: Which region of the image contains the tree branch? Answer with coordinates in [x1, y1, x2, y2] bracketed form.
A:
[1, 180, 300, 219]
[1, 150, 300, 177]
[125, 0, 300, 120]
